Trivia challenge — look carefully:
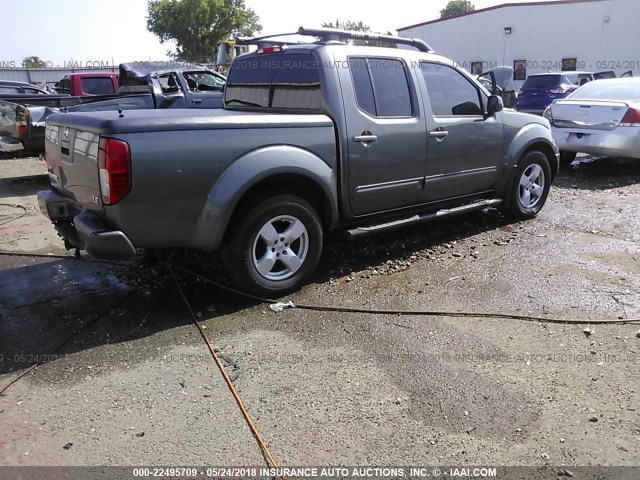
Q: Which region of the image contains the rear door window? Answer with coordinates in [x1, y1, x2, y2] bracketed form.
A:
[349, 57, 413, 117]
[158, 74, 181, 94]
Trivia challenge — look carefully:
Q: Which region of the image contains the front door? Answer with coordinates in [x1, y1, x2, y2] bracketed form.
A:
[418, 62, 502, 201]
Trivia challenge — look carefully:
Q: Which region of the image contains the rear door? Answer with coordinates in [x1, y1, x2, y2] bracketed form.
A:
[181, 71, 225, 108]
[342, 56, 427, 216]
[418, 62, 502, 201]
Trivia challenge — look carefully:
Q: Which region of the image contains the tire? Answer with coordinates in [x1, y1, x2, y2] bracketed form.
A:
[225, 194, 323, 298]
[506, 150, 552, 220]
[559, 150, 577, 167]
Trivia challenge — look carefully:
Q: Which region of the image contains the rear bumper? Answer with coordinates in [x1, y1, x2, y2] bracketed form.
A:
[37, 189, 136, 259]
[551, 126, 640, 159]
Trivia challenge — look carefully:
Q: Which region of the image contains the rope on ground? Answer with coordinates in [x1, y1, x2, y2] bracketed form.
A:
[0, 289, 137, 396]
[167, 265, 283, 475]
[0, 203, 28, 227]
[165, 263, 640, 326]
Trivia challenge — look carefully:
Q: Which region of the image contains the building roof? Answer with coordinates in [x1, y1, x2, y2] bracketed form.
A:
[398, 0, 608, 31]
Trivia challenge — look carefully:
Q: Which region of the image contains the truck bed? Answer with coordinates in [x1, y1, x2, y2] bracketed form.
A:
[44, 108, 336, 250]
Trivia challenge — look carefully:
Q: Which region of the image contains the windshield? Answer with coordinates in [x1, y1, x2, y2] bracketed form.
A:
[568, 80, 640, 101]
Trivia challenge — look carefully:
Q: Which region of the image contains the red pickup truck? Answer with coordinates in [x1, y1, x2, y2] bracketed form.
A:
[55, 72, 119, 96]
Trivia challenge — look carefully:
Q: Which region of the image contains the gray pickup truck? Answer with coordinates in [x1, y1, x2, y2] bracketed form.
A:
[38, 27, 559, 297]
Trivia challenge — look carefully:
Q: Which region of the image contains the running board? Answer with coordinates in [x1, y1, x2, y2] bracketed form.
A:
[346, 199, 503, 239]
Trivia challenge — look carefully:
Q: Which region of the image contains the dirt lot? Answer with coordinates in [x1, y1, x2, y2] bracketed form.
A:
[0, 154, 638, 475]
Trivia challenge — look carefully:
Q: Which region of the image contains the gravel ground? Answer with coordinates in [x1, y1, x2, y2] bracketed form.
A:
[0, 154, 638, 473]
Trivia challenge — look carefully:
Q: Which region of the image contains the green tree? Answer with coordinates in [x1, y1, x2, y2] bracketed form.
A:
[22, 56, 47, 68]
[321, 20, 397, 48]
[440, 0, 475, 18]
[147, 0, 261, 63]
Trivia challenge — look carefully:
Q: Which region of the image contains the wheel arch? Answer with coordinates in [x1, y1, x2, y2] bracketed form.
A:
[498, 123, 559, 200]
[192, 145, 338, 251]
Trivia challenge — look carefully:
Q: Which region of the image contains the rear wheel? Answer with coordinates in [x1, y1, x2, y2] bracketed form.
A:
[225, 195, 323, 298]
[506, 151, 551, 220]
[559, 150, 577, 167]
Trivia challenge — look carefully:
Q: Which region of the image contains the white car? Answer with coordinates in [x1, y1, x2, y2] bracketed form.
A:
[543, 77, 640, 166]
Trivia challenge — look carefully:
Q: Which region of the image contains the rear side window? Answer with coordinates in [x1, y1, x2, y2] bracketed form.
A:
[349, 57, 413, 117]
[158, 74, 180, 94]
[522, 75, 562, 88]
[420, 62, 482, 116]
[225, 53, 324, 110]
[81, 77, 115, 95]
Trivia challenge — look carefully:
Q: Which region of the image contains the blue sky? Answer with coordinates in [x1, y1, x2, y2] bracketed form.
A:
[0, 0, 559, 66]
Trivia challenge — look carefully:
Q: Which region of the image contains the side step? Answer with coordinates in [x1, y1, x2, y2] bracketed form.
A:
[346, 198, 503, 239]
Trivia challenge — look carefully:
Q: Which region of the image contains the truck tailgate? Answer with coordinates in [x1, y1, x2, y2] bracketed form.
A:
[44, 123, 103, 213]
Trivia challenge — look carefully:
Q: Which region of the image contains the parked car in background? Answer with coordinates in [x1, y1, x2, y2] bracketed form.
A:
[0, 80, 49, 95]
[516, 71, 596, 115]
[0, 63, 227, 153]
[54, 72, 119, 96]
[516, 70, 634, 116]
[477, 66, 517, 108]
[543, 77, 640, 166]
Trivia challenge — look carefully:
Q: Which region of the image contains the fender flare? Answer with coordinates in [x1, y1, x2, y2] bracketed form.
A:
[192, 145, 338, 250]
[497, 123, 558, 195]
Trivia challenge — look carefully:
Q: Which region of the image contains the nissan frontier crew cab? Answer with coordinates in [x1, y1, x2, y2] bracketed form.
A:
[38, 27, 559, 297]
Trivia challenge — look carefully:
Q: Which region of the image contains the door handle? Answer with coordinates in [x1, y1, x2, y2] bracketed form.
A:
[192, 99, 202, 104]
[429, 130, 448, 138]
[353, 130, 378, 143]
[353, 135, 378, 142]
[429, 128, 448, 143]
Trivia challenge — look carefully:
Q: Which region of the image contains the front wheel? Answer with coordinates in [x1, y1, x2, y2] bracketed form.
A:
[225, 195, 323, 298]
[506, 151, 551, 220]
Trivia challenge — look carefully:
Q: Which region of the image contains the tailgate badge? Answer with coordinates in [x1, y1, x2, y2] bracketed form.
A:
[63, 127, 69, 139]
[92, 195, 101, 205]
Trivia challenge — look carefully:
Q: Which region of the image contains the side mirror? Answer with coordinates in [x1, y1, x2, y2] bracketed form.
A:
[487, 95, 503, 115]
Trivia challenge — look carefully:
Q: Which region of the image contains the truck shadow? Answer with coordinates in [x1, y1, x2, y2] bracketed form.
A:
[0, 174, 49, 199]
[0, 209, 512, 379]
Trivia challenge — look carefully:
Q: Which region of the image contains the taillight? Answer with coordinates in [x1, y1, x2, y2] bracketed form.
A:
[17, 120, 27, 137]
[620, 108, 640, 126]
[98, 137, 131, 205]
[256, 45, 287, 54]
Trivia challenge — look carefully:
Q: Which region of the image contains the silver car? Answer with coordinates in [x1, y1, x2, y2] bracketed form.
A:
[544, 77, 640, 165]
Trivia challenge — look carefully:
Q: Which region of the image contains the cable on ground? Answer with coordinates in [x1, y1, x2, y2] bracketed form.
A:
[167, 266, 283, 474]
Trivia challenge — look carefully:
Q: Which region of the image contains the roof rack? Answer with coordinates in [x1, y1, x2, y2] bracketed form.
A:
[234, 27, 433, 53]
[297, 26, 433, 53]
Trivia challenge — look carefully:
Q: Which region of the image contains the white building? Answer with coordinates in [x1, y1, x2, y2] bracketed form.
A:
[397, 0, 640, 86]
